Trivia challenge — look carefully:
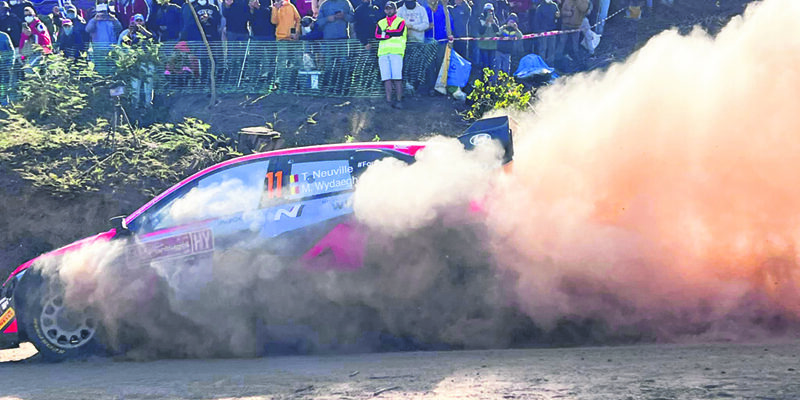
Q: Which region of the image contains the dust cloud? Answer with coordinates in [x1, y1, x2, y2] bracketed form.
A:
[487, 0, 800, 341]
[26, 0, 800, 359]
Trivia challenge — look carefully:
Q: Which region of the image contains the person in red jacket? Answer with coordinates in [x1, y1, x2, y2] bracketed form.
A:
[19, 6, 51, 58]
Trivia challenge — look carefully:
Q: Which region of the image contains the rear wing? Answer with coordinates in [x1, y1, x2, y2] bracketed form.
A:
[458, 116, 515, 164]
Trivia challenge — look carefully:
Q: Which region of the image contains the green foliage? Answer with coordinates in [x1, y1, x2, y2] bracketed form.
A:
[464, 68, 533, 121]
[0, 110, 239, 198]
[14, 54, 112, 126]
[344, 134, 355, 143]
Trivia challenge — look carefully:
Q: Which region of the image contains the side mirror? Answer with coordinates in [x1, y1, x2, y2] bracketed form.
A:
[109, 215, 132, 237]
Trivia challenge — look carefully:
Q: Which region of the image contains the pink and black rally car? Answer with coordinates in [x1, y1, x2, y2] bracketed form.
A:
[0, 117, 514, 361]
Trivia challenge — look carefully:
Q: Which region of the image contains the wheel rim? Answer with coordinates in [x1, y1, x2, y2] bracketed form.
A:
[39, 295, 97, 350]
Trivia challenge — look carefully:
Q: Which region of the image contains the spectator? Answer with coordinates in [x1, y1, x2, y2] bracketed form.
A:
[87, 0, 121, 73]
[164, 40, 199, 86]
[247, 0, 275, 40]
[507, 0, 529, 31]
[46, 5, 62, 41]
[56, 18, 85, 58]
[270, 0, 300, 40]
[448, 0, 469, 58]
[495, 12, 520, 74]
[316, 0, 352, 40]
[118, 13, 153, 45]
[293, 0, 313, 17]
[530, 0, 558, 65]
[87, 1, 123, 44]
[20, 6, 52, 54]
[476, 2, 497, 69]
[468, 0, 487, 61]
[222, 0, 249, 41]
[396, 0, 426, 43]
[353, 0, 380, 48]
[8, 0, 32, 21]
[65, 4, 89, 43]
[0, 1, 22, 46]
[115, 0, 151, 30]
[147, 0, 181, 41]
[556, 0, 590, 64]
[197, 0, 222, 41]
[181, 0, 213, 41]
[493, 0, 509, 23]
[424, 0, 452, 43]
[299, 15, 321, 39]
[374, 1, 405, 108]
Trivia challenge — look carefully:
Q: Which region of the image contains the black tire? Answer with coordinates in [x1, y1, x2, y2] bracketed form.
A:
[14, 271, 106, 362]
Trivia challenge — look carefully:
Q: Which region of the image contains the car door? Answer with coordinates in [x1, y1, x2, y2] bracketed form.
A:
[260, 148, 414, 269]
[126, 158, 271, 295]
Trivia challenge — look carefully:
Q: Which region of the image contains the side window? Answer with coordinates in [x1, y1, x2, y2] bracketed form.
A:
[133, 159, 270, 233]
[259, 149, 413, 208]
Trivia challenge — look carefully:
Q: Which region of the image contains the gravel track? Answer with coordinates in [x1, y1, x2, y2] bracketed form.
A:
[2, 340, 799, 399]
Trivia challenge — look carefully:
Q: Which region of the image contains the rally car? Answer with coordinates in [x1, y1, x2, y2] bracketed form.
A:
[0, 116, 514, 361]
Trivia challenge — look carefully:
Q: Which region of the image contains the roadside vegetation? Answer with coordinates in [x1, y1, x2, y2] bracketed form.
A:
[1, 53, 238, 198]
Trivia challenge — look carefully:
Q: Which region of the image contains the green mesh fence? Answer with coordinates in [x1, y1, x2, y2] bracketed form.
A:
[0, 40, 438, 102]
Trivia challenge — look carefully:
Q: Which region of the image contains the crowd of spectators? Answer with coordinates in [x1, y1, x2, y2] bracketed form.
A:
[0, 0, 667, 103]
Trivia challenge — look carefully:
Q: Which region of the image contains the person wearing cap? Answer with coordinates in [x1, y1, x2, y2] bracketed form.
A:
[375, 1, 406, 108]
[64, 4, 89, 43]
[495, 12, 521, 74]
[299, 15, 321, 39]
[118, 13, 152, 45]
[20, 6, 52, 54]
[477, 1, 498, 70]
[56, 18, 84, 58]
[87, 0, 123, 44]
[0, 1, 23, 45]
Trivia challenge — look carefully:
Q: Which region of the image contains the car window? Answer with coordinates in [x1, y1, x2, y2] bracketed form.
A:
[259, 149, 412, 208]
[134, 159, 270, 233]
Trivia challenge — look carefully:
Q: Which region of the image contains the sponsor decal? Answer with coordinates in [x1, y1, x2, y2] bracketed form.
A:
[133, 229, 214, 262]
[0, 297, 8, 311]
[274, 204, 304, 220]
[0, 307, 15, 331]
[469, 133, 492, 146]
[357, 160, 375, 168]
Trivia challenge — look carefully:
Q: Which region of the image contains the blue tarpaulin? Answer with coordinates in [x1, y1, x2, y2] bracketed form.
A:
[514, 54, 558, 81]
[447, 49, 472, 88]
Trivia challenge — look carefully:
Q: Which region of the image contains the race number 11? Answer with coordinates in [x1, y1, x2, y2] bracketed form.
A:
[265, 171, 283, 198]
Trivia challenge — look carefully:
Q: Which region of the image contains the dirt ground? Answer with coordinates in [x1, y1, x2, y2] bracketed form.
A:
[2, 340, 799, 399]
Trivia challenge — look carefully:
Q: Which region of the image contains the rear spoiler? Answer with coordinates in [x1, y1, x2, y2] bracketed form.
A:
[457, 116, 515, 164]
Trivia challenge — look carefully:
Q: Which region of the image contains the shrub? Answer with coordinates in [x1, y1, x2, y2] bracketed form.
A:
[14, 53, 112, 126]
[464, 68, 533, 121]
[0, 110, 239, 198]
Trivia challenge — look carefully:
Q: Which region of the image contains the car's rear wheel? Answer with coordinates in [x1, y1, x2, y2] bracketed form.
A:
[15, 271, 105, 362]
